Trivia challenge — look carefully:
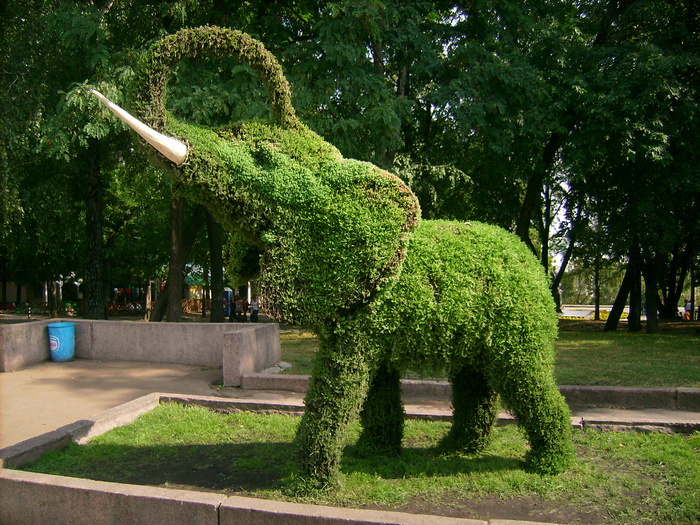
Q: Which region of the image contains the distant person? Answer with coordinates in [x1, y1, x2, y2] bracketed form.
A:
[228, 295, 238, 323]
[250, 296, 259, 322]
[684, 300, 692, 321]
[235, 298, 244, 321]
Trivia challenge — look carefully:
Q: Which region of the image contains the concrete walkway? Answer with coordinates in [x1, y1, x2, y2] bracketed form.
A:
[3, 359, 700, 449]
[1, 359, 298, 447]
[2, 359, 700, 525]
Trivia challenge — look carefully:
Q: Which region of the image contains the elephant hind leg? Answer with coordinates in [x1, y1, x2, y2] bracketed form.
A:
[356, 361, 405, 455]
[499, 370, 574, 475]
[438, 363, 499, 454]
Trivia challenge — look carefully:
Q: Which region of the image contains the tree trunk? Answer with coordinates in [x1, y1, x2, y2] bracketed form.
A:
[690, 263, 695, 321]
[202, 268, 209, 318]
[150, 203, 206, 322]
[605, 263, 634, 331]
[144, 280, 152, 320]
[549, 208, 580, 313]
[550, 231, 576, 313]
[515, 133, 562, 255]
[165, 196, 186, 322]
[83, 140, 108, 319]
[659, 244, 688, 318]
[628, 250, 643, 332]
[642, 260, 659, 334]
[47, 281, 59, 318]
[150, 280, 168, 322]
[207, 212, 226, 323]
[594, 256, 601, 321]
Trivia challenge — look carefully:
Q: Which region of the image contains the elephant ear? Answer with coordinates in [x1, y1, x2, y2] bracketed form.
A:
[260, 159, 420, 326]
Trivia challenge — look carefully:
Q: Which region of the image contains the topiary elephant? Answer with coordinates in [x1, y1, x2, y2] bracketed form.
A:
[92, 26, 573, 488]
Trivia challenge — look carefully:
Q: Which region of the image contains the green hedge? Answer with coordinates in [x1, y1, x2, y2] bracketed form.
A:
[125, 26, 572, 489]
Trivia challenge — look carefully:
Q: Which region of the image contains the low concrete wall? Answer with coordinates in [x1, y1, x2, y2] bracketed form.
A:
[0, 469, 225, 525]
[240, 374, 700, 411]
[0, 469, 488, 525]
[0, 320, 53, 372]
[0, 319, 280, 381]
[223, 324, 281, 387]
[77, 320, 243, 368]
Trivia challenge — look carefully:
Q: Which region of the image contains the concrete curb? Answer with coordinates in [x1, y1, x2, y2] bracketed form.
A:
[0, 393, 161, 469]
[0, 469, 226, 525]
[4, 393, 699, 525]
[0, 393, 592, 525]
[241, 373, 700, 410]
[0, 468, 553, 525]
[559, 385, 700, 411]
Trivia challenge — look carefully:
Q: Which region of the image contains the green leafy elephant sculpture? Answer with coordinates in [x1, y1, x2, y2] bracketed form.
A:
[93, 26, 573, 489]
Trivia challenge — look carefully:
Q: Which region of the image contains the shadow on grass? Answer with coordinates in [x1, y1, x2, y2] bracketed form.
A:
[25, 441, 295, 493]
[341, 444, 524, 480]
[24, 440, 526, 493]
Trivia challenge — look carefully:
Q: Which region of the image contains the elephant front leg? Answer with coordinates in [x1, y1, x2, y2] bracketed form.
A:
[294, 336, 371, 489]
[438, 363, 500, 454]
[356, 361, 405, 455]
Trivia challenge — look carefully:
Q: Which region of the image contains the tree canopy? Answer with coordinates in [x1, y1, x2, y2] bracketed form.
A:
[1, 0, 698, 331]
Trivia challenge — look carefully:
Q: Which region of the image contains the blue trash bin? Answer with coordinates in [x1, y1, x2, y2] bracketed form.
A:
[48, 322, 76, 362]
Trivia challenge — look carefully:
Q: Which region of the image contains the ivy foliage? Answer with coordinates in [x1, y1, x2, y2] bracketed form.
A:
[123, 25, 571, 487]
[127, 26, 419, 325]
[294, 220, 572, 483]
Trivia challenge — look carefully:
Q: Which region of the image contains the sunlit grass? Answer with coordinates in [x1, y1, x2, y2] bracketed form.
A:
[280, 325, 700, 387]
[555, 330, 700, 387]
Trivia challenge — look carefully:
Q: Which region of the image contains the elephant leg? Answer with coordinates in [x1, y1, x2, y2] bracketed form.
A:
[438, 363, 500, 454]
[356, 361, 405, 455]
[294, 335, 371, 489]
[498, 367, 574, 475]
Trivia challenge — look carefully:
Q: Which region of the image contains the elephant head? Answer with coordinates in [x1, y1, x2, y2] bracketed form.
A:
[93, 26, 419, 325]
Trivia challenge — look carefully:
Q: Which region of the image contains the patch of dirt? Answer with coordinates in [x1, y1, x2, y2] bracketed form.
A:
[87, 443, 289, 493]
[97, 460, 608, 524]
[363, 494, 608, 524]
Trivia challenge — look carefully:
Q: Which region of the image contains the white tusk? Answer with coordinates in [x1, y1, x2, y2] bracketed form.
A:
[91, 90, 188, 166]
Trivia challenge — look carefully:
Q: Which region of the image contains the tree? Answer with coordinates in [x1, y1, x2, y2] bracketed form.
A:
[563, 0, 700, 332]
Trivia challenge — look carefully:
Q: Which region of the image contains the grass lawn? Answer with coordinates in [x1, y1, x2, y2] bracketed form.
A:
[555, 328, 700, 387]
[19, 402, 700, 524]
[280, 321, 700, 387]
